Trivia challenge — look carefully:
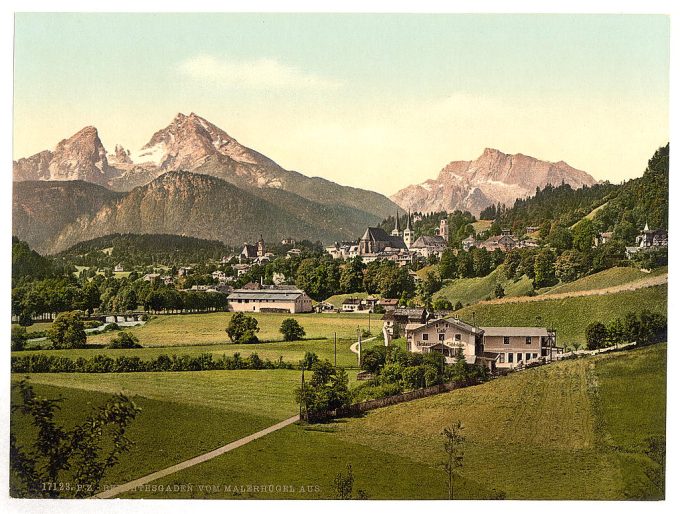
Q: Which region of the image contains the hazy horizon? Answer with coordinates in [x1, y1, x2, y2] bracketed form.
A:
[13, 13, 669, 196]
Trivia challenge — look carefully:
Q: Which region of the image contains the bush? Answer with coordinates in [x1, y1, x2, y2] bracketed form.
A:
[226, 313, 260, 344]
[48, 311, 87, 349]
[108, 332, 142, 349]
[102, 322, 120, 332]
[280, 318, 306, 341]
[11, 327, 28, 352]
[83, 320, 104, 329]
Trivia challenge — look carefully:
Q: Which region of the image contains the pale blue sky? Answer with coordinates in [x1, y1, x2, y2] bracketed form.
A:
[13, 13, 669, 194]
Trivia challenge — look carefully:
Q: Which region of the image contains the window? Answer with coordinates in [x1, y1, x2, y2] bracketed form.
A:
[499, 353, 505, 363]
[454, 334, 461, 342]
[526, 336, 532, 345]
[503, 336, 510, 345]
[439, 333, 445, 341]
[517, 353, 523, 361]
[508, 353, 513, 363]
[532, 353, 538, 359]
[422, 333, 429, 341]
[526, 353, 531, 361]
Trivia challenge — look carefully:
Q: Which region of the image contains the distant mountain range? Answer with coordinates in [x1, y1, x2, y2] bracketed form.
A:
[391, 148, 598, 216]
[13, 113, 400, 254]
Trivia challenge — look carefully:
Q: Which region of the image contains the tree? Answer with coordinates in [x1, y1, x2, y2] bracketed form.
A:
[299, 351, 319, 370]
[439, 250, 457, 280]
[280, 318, 305, 341]
[572, 219, 596, 253]
[432, 297, 453, 311]
[533, 249, 556, 288]
[547, 225, 573, 253]
[586, 322, 608, 350]
[333, 464, 368, 500]
[441, 421, 465, 500]
[108, 332, 142, 349]
[48, 311, 87, 349]
[339, 256, 365, 293]
[10, 380, 140, 498]
[226, 313, 260, 344]
[454, 301, 463, 311]
[494, 283, 505, 299]
[11, 326, 28, 352]
[554, 250, 587, 283]
[295, 360, 351, 422]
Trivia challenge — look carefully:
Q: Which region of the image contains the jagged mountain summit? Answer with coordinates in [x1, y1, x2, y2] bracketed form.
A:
[391, 148, 598, 216]
[13, 112, 398, 221]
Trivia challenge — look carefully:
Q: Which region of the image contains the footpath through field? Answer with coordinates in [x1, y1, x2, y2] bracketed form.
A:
[93, 414, 300, 499]
[481, 273, 667, 306]
[350, 336, 377, 355]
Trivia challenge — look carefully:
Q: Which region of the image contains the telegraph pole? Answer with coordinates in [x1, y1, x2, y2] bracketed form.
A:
[334, 332, 337, 367]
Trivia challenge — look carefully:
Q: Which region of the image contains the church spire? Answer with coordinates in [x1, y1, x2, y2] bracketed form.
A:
[395, 210, 401, 233]
[405, 209, 412, 231]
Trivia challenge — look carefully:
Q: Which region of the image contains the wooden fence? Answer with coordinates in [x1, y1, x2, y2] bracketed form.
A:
[308, 379, 473, 421]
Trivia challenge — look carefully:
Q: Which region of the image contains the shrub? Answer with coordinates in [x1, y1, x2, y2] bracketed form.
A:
[11, 327, 28, 352]
[280, 318, 306, 341]
[226, 313, 260, 344]
[48, 311, 87, 349]
[108, 332, 142, 349]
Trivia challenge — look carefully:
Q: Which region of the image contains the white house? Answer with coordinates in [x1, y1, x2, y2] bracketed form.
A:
[227, 286, 313, 313]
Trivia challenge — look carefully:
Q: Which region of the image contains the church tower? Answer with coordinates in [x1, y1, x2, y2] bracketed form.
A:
[439, 218, 449, 242]
[257, 235, 266, 257]
[391, 210, 402, 237]
[403, 210, 414, 248]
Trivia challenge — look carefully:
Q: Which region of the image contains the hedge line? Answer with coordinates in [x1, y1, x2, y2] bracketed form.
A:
[11, 352, 295, 374]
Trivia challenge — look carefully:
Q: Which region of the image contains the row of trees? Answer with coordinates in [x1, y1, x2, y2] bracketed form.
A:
[11, 351, 297, 374]
[585, 310, 667, 350]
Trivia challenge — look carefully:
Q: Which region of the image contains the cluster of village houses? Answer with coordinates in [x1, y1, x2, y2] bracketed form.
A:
[116, 217, 666, 372]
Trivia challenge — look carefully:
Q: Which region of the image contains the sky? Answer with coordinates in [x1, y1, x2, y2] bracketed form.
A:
[13, 13, 670, 195]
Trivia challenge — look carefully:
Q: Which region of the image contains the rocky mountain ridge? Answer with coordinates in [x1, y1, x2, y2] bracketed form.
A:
[391, 148, 598, 216]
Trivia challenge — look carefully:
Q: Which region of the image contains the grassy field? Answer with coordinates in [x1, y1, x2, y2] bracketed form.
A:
[545, 266, 667, 295]
[471, 220, 492, 234]
[456, 284, 667, 348]
[435, 266, 534, 306]
[114, 344, 666, 499]
[14, 338, 362, 368]
[85, 311, 374, 347]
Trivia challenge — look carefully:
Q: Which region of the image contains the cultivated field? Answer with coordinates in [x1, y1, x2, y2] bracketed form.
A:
[85, 312, 374, 347]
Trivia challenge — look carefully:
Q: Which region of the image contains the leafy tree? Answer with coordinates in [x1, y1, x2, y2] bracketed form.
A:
[420, 270, 442, 297]
[439, 250, 457, 279]
[433, 297, 453, 311]
[533, 249, 556, 288]
[454, 301, 463, 311]
[494, 283, 505, 299]
[361, 346, 387, 374]
[10, 380, 140, 498]
[296, 360, 351, 422]
[280, 318, 306, 341]
[554, 250, 587, 283]
[339, 256, 365, 293]
[11, 326, 29, 352]
[108, 332, 142, 349]
[226, 313, 260, 344]
[299, 351, 319, 370]
[546, 225, 573, 253]
[441, 421, 465, 500]
[586, 322, 608, 350]
[572, 219, 596, 253]
[48, 311, 87, 349]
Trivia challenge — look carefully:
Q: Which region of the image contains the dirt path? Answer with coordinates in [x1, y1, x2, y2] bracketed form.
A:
[480, 273, 667, 306]
[93, 414, 300, 499]
[350, 336, 377, 355]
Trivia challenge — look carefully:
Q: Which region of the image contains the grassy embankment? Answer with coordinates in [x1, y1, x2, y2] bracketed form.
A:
[434, 266, 534, 306]
[456, 284, 667, 348]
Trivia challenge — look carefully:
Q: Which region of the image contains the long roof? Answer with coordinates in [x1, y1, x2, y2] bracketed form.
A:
[360, 227, 408, 249]
[228, 288, 305, 301]
[481, 327, 550, 337]
[411, 235, 447, 248]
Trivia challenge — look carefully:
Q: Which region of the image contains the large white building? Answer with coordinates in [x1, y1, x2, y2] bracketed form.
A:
[227, 286, 313, 313]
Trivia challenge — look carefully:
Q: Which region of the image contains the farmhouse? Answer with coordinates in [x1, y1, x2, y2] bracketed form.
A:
[480, 326, 559, 368]
[383, 307, 429, 337]
[404, 319, 561, 369]
[405, 317, 482, 364]
[227, 285, 313, 313]
[626, 223, 668, 258]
